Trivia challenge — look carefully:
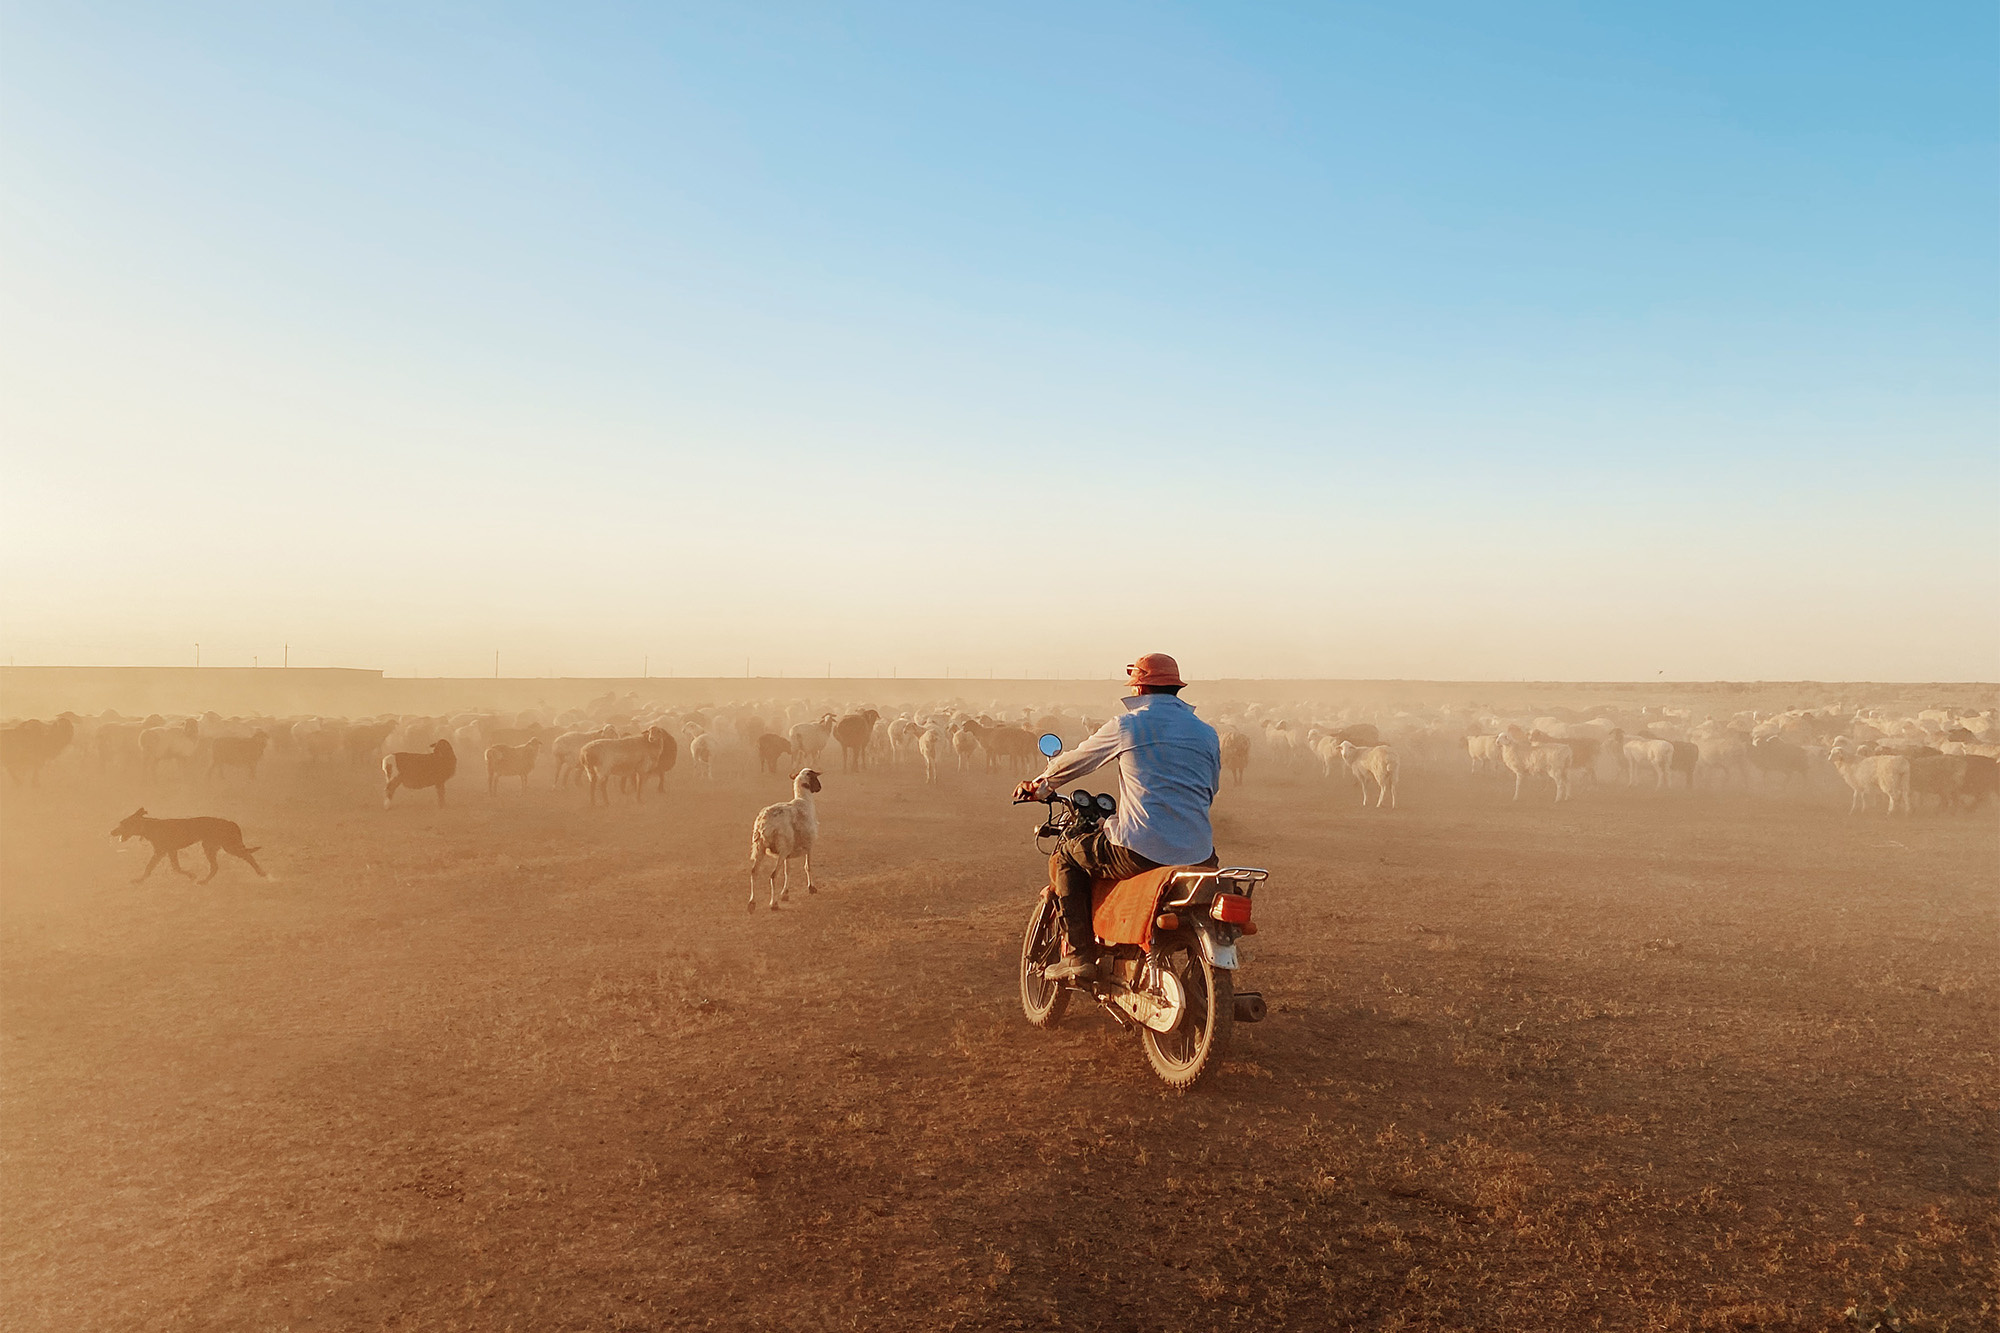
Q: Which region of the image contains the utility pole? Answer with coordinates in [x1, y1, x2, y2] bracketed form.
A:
[283, 643, 288, 668]
[643, 655, 648, 678]
[495, 650, 500, 679]
[195, 643, 201, 668]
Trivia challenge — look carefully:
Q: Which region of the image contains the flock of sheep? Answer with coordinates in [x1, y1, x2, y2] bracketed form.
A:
[3, 692, 1996, 823]
[1246, 700, 2000, 815]
[0, 699, 1070, 795]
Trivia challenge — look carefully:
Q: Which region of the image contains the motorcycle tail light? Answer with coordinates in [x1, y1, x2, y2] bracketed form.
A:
[1211, 893, 1253, 924]
[1239, 921, 1258, 935]
[1154, 912, 1179, 931]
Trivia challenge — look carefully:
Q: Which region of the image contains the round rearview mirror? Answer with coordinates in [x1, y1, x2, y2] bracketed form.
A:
[1037, 732, 1064, 758]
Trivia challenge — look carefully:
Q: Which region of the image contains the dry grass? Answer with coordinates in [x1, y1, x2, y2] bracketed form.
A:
[1, 738, 1994, 1331]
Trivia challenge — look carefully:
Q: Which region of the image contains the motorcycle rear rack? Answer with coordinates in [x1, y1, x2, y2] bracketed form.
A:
[1163, 866, 1267, 909]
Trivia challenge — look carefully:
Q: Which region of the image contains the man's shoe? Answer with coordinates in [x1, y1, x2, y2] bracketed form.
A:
[1044, 952, 1101, 984]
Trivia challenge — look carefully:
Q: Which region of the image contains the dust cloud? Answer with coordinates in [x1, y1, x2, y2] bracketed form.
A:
[2, 666, 1992, 1327]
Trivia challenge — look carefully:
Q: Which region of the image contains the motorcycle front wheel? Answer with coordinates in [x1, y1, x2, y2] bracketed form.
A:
[1141, 944, 1233, 1089]
[1019, 892, 1072, 1028]
[1016, 892, 1080, 1024]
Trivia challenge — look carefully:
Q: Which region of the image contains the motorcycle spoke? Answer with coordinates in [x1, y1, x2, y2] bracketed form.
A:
[1139, 944, 1231, 1087]
[1019, 895, 1071, 1028]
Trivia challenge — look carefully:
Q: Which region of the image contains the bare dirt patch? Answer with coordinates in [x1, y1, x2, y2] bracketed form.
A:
[2, 754, 1993, 1330]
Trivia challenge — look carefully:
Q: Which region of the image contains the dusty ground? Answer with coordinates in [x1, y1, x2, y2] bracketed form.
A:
[2, 748, 1994, 1331]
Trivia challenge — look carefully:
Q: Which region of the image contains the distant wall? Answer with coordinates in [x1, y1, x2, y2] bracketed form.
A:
[0, 667, 392, 719]
[3, 666, 1992, 721]
[0, 668, 1131, 719]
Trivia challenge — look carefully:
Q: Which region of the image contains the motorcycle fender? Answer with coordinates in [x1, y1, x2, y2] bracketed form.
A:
[1193, 921, 1238, 969]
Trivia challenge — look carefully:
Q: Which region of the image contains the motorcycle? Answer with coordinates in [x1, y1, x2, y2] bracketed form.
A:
[1014, 733, 1268, 1089]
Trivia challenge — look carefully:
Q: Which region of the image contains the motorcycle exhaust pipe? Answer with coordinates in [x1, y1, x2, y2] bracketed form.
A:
[1232, 991, 1267, 1024]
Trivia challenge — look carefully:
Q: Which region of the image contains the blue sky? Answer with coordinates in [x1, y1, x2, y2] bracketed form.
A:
[2, 3, 1994, 679]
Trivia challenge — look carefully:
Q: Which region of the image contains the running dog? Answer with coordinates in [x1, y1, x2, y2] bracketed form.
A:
[111, 808, 267, 883]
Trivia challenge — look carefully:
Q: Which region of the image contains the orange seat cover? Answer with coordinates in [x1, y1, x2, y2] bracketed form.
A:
[1090, 866, 1182, 948]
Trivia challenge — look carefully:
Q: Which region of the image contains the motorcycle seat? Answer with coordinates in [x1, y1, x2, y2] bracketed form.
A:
[1090, 854, 1221, 948]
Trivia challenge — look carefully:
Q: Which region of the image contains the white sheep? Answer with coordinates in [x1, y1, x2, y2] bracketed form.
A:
[1606, 728, 1674, 789]
[1336, 741, 1399, 809]
[551, 725, 615, 787]
[578, 728, 672, 806]
[886, 716, 923, 769]
[917, 724, 946, 785]
[789, 714, 836, 767]
[748, 768, 822, 910]
[1262, 721, 1301, 768]
[1827, 749, 1911, 816]
[1498, 734, 1574, 803]
[688, 732, 715, 780]
[484, 738, 541, 795]
[1465, 734, 1501, 775]
[950, 722, 981, 773]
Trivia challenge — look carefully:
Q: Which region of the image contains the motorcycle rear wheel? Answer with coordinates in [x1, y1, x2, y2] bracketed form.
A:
[1141, 945, 1232, 1089]
[1020, 893, 1071, 1029]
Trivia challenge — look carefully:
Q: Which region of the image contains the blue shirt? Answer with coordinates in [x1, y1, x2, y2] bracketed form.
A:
[1033, 693, 1221, 866]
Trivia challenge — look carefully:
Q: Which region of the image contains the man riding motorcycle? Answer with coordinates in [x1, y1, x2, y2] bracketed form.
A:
[1012, 652, 1223, 983]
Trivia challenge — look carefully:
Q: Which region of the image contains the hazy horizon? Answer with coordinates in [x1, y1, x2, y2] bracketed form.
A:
[4, 4, 1995, 682]
[5, 665, 1998, 690]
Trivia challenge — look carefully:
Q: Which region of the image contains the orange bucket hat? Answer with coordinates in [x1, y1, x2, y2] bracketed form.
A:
[1126, 653, 1185, 688]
